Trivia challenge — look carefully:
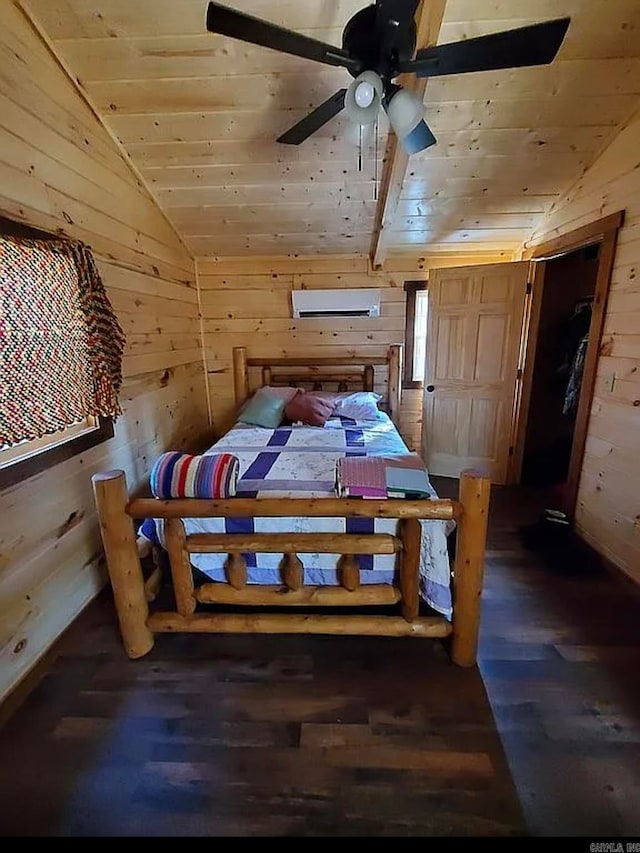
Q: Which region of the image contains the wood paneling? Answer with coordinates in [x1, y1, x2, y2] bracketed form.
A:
[0, 2, 210, 705]
[526, 109, 640, 584]
[197, 250, 517, 446]
[23, 0, 640, 258]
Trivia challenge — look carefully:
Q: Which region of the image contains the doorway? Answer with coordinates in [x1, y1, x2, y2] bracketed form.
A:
[510, 211, 624, 520]
[520, 246, 599, 505]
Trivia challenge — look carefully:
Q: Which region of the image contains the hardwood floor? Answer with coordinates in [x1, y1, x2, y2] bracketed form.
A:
[1, 480, 640, 836]
[437, 476, 640, 837]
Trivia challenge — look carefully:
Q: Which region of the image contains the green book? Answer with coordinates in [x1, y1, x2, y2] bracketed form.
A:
[385, 464, 431, 497]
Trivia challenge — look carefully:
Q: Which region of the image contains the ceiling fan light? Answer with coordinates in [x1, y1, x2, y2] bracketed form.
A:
[345, 70, 383, 125]
[354, 80, 375, 108]
[385, 87, 425, 138]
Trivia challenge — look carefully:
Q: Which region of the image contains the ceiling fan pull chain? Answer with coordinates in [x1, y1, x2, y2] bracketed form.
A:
[358, 123, 363, 173]
[374, 115, 379, 201]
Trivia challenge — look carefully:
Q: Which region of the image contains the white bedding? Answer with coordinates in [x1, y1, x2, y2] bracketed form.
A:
[141, 411, 453, 618]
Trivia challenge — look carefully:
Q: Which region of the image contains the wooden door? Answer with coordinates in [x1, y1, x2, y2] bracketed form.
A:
[421, 262, 529, 484]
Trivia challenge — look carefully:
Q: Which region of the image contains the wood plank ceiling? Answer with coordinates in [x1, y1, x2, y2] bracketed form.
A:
[22, 0, 640, 260]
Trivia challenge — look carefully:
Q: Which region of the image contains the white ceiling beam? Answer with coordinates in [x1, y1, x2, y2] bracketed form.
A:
[370, 0, 448, 270]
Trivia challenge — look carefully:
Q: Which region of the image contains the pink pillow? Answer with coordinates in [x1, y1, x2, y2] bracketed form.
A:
[284, 391, 334, 427]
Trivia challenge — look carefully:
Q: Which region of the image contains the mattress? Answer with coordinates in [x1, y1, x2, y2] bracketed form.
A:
[141, 411, 453, 618]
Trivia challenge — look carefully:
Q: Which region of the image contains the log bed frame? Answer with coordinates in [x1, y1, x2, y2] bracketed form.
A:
[92, 345, 491, 667]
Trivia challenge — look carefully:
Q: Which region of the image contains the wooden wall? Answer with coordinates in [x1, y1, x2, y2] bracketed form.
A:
[0, 2, 210, 704]
[527, 109, 640, 583]
[197, 250, 517, 449]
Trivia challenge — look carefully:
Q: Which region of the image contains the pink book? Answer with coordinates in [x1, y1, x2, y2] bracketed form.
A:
[335, 456, 388, 498]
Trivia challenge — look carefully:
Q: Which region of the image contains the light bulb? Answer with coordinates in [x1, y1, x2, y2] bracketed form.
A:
[345, 71, 383, 126]
[354, 81, 375, 109]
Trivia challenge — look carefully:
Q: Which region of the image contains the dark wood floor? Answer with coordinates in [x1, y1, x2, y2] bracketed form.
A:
[463, 479, 640, 838]
[1, 479, 640, 837]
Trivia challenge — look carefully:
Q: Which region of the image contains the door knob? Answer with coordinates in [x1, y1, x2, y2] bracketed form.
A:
[426, 384, 435, 393]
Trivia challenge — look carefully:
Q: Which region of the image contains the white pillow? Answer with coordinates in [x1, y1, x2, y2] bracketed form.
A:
[332, 391, 382, 420]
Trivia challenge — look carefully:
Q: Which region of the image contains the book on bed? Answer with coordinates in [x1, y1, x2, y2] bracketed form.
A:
[385, 464, 432, 499]
[335, 453, 432, 499]
[335, 456, 387, 498]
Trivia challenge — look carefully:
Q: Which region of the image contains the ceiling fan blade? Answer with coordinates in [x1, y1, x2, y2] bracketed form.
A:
[400, 17, 571, 77]
[206, 2, 360, 72]
[277, 89, 347, 145]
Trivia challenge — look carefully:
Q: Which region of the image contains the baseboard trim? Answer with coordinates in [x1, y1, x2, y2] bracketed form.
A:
[571, 528, 639, 591]
[0, 589, 106, 730]
[0, 643, 62, 730]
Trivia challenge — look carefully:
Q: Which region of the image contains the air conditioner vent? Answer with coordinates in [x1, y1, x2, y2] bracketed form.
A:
[298, 309, 371, 318]
[292, 288, 381, 319]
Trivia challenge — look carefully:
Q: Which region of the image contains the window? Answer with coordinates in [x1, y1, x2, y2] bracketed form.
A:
[0, 216, 124, 489]
[0, 416, 114, 489]
[403, 280, 428, 388]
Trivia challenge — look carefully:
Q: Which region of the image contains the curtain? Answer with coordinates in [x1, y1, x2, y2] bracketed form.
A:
[0, 235, 125, 447]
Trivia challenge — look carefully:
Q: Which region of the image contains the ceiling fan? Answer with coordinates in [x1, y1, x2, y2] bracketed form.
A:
[205, 1, 570, 154]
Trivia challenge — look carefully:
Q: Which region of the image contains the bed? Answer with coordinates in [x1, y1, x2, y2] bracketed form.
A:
[92, 345, 491, 667]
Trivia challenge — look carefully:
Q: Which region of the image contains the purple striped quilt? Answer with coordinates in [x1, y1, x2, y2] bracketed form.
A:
[140, 412, 453, 619]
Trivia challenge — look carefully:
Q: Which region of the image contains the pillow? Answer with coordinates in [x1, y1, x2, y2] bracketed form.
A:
[332, 391, 382, 420]
[260, 385, 299, 404]
[238, 385, 298, 418]
[284, 390, 334, 427]
[238, 387, 287, 428]
[150, 452, 239, 498]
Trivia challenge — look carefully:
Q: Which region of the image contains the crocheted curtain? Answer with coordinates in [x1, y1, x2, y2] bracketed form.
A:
[0, 235, 126, 447]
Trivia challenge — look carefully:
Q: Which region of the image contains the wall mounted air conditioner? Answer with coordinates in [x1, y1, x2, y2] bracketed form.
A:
[292, 288, 381, 319]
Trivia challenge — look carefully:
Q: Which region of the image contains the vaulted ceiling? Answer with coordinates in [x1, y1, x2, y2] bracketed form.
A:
[23, 0, 640, 261]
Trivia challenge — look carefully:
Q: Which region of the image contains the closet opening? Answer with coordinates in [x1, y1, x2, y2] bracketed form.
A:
[520, 245, 599, 511]
[509, 211, 624, 552]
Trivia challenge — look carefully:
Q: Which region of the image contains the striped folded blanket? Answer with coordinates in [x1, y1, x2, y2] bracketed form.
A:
[150, 452, 239, 499]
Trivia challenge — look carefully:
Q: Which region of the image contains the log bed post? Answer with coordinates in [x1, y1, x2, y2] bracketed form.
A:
[451, 469, 491, 667]
[337, 554, 360, 591]
[399, 517, 421, 622]
[388, 345, 401, 424]
[164, 518, 196, 616]
[233, 346, 249, 408]
[225, 553, 248, 589]
[281, 553, 303, 590]
[363, 364, 374, 392]
[91, 470, 154, 659]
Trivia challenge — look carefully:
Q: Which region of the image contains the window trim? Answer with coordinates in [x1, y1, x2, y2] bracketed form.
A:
[0, 214, 115, 490]
[0, 417, 114, 490]
[0, 214, 62, 242]
[403, 280, 427, 389]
